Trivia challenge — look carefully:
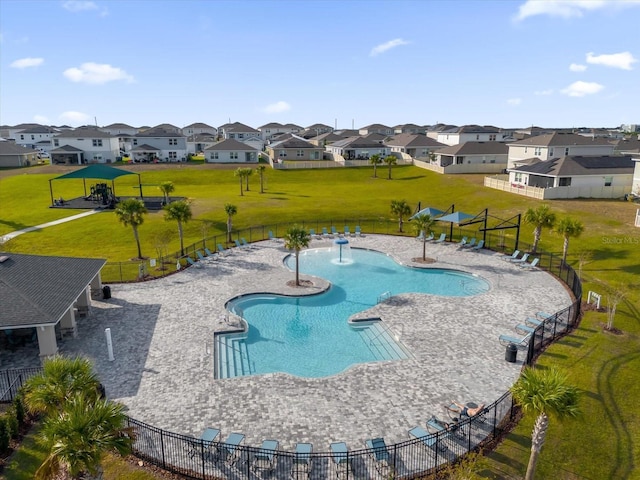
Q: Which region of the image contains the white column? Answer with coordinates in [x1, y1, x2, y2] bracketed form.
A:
[60, 308, 78, 338]
[36, 325, 58, 358]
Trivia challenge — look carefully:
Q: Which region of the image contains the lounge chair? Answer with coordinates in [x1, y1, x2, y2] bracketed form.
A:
[330, 442, 353, 479]
[218, 432, 245, 466]
[498, 332, 532, 349]
[251, 439, 279, 474]
[536, 311, 555, 320]
[502, 250, 520, 261]
[462, 238, 476, 248]
[365, 437, 392, 475]
[268, 230, 280, 242]
[408, 425, 443, 454]
[519, 257, 540, 269]
[200, 427, 220, 460]
[186, 257, 202, 268]
[217, 243, 229, 256]
[434, 233, 447, 244]
[354, 226, 362, 237]
[457, 236, 468, 247]
[510, 253, 530, 264]
[416, 230, 425, 241]
[444, 402, 487, 423]
[322, 227, 331, 238]
[204, 247, 215, 256]
[196, 250, 207, 261]
[425, 232, 434, 241]
[427, 415, 463, 438]
[291, 443, 313, 480]
[515, 323, 536, 335]
[472, 239, 485, 250]
[331, 226, 340, 237]
[344, 226, 351, 236]
[309, 228, 316, 239]
[241, 238, 252, 248]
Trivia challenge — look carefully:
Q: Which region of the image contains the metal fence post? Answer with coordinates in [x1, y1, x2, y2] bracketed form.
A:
[160, 428, 166, 469]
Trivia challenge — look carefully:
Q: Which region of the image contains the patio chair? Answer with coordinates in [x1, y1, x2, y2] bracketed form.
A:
[344, 226, 351, 236]
[251, 439, 279, 474]
[525, 316, 544, 328]
[457, 236, 468, 247]
[502, 250, 520, 261]
[365, 437, 392, 476]
[204, 247, 215, 256]
[331, 226, 340, 237]
[408, 425, 443, 454]
[322, 227, 332, 238]
[498, 332, 532, 349]
[444, 402, 487, 423]
[472, 239, 485, 250]
[200, 427, 220, 460]
[217, 243, 229, 256]
[268, 230, 281, 242]
[416, 230, 425, 241]
[462, 238, 476, 249]
[354, 226, 362, 237]
[516, 323, 536, 335]
[309, 228, 316, 239]
[186, 257, 202, 268]
[519, 257, 540, 270]
[434, 233, 447, 244]
[330, 442, 353, 479]
[291, 443, 313, 480]
[241, 238, 252, 248]
[196, 250, 207, 261]
[427, 415, 463, 438]
[218, 432, 245, 466]
[510, 253, 530, 264]
[425, 232, 435, 241]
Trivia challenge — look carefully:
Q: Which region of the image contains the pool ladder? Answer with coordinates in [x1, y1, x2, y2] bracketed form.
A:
[377, 291, 391, 304]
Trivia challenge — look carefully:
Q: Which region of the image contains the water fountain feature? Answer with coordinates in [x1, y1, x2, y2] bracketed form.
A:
[332, 237, 353, 265]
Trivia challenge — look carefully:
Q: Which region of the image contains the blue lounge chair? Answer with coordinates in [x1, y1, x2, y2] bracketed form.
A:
[217, 243, 228, 256]
[241, 238, 252, 248]
[434, 232, 447, 244]
[291, 443, 313, 479]
[268, 230, 280, 242]
[322, 227, 331, 238]
[416, 230, 425, 241]
[354, 226, 362, 237]
[344, 226, 351, 236]
[331, 226, 339, 237]
[457, 236, 468, 247]
[525, 317, 544, 327]
[219, 432, 244, 466]
[427, 415, 462, 438]
[186, 257, 202, 268]
[196, 251, 207, 261]
[425, 232, 434, 241]
[330, 442, 352, 479]
[462, 238, 476, 248]
[515, 323, 535, 335]
[536, 311, 555, 320]
[204, 247, 214, 256]
[365, 437, 392, 475]
[234, 239, 242, 249]
[408, 425, 443, 454]
[309, 228, 316, 239]
[251, 439, 279, 474]
[519, 257, 540, 269]
[502, 250, 520, 261]
[510, 253, 530, 264]
[472, 239, 485, 250]
[200, 427, 220, 460]
[499, 332, 532, 349]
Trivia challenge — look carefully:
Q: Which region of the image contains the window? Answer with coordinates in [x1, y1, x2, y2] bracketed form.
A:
[564, 147, 570, 156]
[524, 147, 528, 153]
[297, 150, 304, 157]
[549, 148, 554, 157]
[54, 139, 59, 147]
[229, 133, 235, 139]
[93, 155, 102, 162]
[514, 173, 523, 182]
[279, 150, 286, 157]
[230, 152, 238, 160]
[489, 134, 496, 141]
[476, 134, 480, 140]
[455, 156, 464, 165]
[604, 176, 613, 187]
[169, 138, 177, 145]
[31, 135, 35, 140]
[133, 139, 138, 146]
[168, 151, 177, 160]
[559, 177, 571, 186]
[211, 152, 219, 160]
[92, 139, 103, 147]
[238, 133, 244, 139]
[534, 147, 542, 156]
[20, 135, 24, 140]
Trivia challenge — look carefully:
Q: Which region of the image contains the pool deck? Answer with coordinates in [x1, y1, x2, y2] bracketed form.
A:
[4, 235, 571, 452]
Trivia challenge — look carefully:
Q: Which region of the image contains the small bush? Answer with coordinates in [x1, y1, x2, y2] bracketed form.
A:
[14, 394, 26, 426]
[0, 416, 10, 452]
[6, 408, 19, 438]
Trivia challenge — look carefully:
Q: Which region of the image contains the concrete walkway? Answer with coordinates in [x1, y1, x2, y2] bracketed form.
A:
[0, 210, 101, 243]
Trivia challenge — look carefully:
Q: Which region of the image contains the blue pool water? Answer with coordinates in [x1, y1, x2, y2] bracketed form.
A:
[219, 248, 490, 379]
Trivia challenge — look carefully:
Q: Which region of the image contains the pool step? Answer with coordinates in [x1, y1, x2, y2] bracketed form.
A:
[358, 322, 409, 361]
[216, 334, 251, 379]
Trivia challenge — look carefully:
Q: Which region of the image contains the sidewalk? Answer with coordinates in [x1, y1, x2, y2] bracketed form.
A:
[0, 210, 101, 243]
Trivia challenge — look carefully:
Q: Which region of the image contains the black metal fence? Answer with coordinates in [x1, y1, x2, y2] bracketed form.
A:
[0, 367, 42, 402]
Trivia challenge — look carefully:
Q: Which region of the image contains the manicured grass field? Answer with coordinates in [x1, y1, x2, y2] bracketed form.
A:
[1, 163, 639, 479]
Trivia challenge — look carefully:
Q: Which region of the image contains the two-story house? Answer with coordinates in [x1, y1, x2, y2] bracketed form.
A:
[358, 124, 394, 136]
[258, 123, 303, 141]
[182, 122, 217, 139]
[328, 136, 390, 162]
[100, 123, 138, 136]
[299, 123, 334, 139]
[393, 124, 428, 135]
[205, 139, 258, 163]
[429, 142, 509, 173]
[385, 134, 446, 160]
[266, 134, 324, 162]
[13, 125, 59, 151]
[50, 127, 119, 164]
[436, 125, 509, 146]
[132, 125, 188, 162]
[218, 122, 263, 150]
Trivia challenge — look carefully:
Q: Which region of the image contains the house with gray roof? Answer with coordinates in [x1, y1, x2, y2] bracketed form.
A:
[328, 136, 390, 163]
[632, 154, 640, 196]
[385, 133, 446, 160]
[205, 139, 258, 163]
[358, 123, 394, 136]
[134, 126, 187, 162]
[0, 252, 105, 358]
[101, 123, 138, 136]
[506, 155, 634, 199]
[265, 134, 323, 161]
[52, 126, 120, 164]
[0, 141, 40, 167]
[258, 122, 302, 141]
[218, 122, 263, 150]
[436, 124, 511, 146]
[182, 122, 217, 138]
[427, 141, 508, 174]
[186, 133, 218, 155]
[393, 124, 427, 135]
[13, 125, 58, 149]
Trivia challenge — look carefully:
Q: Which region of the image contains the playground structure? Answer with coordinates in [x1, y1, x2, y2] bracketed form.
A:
[88, 183, 117, 207]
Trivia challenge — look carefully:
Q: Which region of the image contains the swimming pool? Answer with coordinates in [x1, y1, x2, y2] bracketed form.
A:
[218, 248, 490, 379]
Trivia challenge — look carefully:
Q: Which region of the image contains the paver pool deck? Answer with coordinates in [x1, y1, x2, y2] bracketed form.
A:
[4, 235, 572, 452]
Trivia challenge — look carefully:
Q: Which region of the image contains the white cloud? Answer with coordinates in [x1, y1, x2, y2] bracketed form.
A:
[507, 98, 522, 106]
[561, 81, 604, 97]
[514, 0, 640, 21]
[263, 101, 291, 114]
[63, 62, 134, 84]
[62, 1, 97, 12]
[586, 51, 637, 70]
[569, 63, 587, 72]
[10, 57, 44, 69]
[534, 89, 554, 95]
[59, 111, 91, 125]
[34, 115, 50, 124]
[370, 38, 410, 57]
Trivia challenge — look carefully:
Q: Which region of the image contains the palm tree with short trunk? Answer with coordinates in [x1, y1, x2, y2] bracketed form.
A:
[523, 204, 556, 253]
[257, 165, 266, 193]
[283, 225, 311, 286]
[234, 168, 246, 196]
[412, 213, 436, 261]
[383, 155, 397, 179]
[36, 394, 134, 480]
[22, 356, 101, 417]
[115, 198, 147, 259]
[224, 203, 237, 243]
[164, 200, 192, 256]
[158, 181, 175, 205]
[243, 168, 253, 191]
[510, 367, 580, 480]
[369, 154, 382, 178]
[390, 199, 412, 233]
[555, 217, 584, 264]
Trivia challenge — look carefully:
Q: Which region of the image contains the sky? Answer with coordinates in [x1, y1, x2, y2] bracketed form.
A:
[1, 0, 639, 130]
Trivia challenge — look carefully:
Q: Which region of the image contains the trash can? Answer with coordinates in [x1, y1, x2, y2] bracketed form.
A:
[102, 285, 111, 300]
[505, 343, 517, 363]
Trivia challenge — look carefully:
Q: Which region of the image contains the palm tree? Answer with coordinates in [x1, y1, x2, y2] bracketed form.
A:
[390, 199, 411, 233]
[36, 394, 134, 480]
[283, 225, 311, 286]
[164, 200, 192, 256]
[224, 203, 237, 243]
[555, 217, 584, 264]
[369, 154, 382, 178]
[383, 155, 397, 180]
[115, 198, 147, 259]
[244, 168, 253, 191]
[510, 367, 580, 480]
[234, 168, 245, 196]
[158, 181, 175, 205]
[523, 204, 556, 253]
[22, 356, 100, 417]
[257, 165, 266, 193]
[412, 213, 436, 260]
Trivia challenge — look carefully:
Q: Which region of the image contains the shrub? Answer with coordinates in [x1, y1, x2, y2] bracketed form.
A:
[6, 408, 19, 438]
[0, 416, 10, 452]
[14, 393, 25, 426]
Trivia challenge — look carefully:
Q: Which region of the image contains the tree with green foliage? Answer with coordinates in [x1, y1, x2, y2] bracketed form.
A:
[35, 394, 133, 480]
[115, 198, 147, 259]
[283, 225, 311, 286]
[390, 199, 412, 233]
[164, 200, 192, 256]
[257, 164, 266, 193]
[383, 155, 397, 179]
[243, 168, 253, 191]
[234, 168, 246, 196]
[555, 217, 584, 263]
[510, 367, 580, 480]
[22, 356, 101, 417]
[523, 204, 556, 253]
[369, 154, 382, 178]
[224, 203, 237, 243]
[412, 213, 436, 260]
[158, 181, 175, 205]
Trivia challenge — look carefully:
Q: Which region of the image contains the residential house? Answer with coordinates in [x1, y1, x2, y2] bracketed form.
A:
[333, 129, 359, 137]
[385, 134, 446, 160]
[218, 122, 263, 150]
[436, 125, 509, 146]
[309, 132, 345, 147]
[266, 134, 324, 161]
[133, 125, 187, 162]
[13, 126, 58, 150]
[328, 136, 390, 162]
[300, 123, 333, 139]
[186, 133, 218, 155]
[4, 123, 42, 140]
[614, 137, 640, 155]
[182, 122, 217, 138]
[0, 141, 40, 167]
[393, 124, 427, 135]
[100, 123, 138, 136]
[428, 142, 508, 173]
[508, 155, 634, 199]
[358, 124, 394, 136]
[506, 132, 615, 169]
[426, 124, 457, 140]
[258, 122, 302, 141]
[632, 155, 640, 195]
[51, 127, 119, 164]
[205, 139, 258, 163]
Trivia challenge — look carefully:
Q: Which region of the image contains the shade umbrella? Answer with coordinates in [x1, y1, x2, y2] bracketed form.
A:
[410, 207, 445, 220]
[436, 211, 476, 241]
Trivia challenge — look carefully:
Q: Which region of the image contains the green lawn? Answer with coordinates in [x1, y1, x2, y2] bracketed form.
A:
[1, 164, 639, 479]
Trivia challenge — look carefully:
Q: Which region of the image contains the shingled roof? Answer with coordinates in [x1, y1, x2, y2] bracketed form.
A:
[511, 155, 634, 176]
[385, 134, 447, 148]
[436, 141, 509, 155]
[509, 132, 613, 147]
[0, 253, 105, 328]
